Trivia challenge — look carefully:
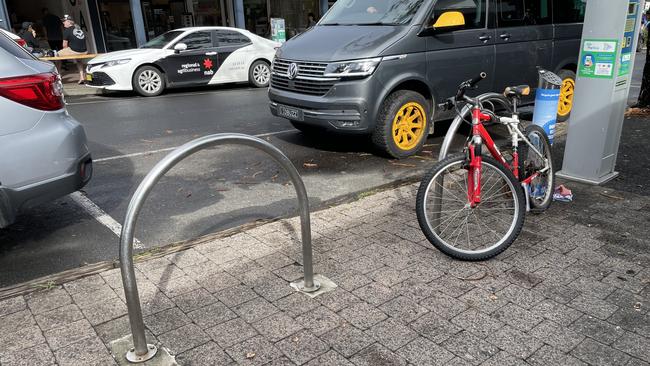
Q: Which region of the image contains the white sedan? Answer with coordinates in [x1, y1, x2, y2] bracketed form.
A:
[86, 27, 279, 96]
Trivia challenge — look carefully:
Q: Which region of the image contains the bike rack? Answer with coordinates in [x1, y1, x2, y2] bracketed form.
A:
[119, 133, 319, 363]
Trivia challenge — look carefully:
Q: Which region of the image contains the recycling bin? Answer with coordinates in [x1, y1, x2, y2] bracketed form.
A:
[532, 69, 563, 144]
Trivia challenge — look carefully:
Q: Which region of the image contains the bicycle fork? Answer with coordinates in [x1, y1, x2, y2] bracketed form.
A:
[467, 107, 491, 207]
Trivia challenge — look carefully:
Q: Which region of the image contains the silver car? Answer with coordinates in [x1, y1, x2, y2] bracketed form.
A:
[0, 31, 92, 228]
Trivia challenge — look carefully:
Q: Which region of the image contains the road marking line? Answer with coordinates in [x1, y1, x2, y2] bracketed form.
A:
[94, 129, 297, 163]
[66, 88, 258, 105]
[70, 191, 144, 249]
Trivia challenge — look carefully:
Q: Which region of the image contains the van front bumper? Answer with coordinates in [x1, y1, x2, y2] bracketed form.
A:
[268, 77, 381, 133]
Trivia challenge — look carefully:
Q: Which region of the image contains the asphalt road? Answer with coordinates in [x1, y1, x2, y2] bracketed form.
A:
[0, 85, 455, 287]
[0, 54, 645, 287]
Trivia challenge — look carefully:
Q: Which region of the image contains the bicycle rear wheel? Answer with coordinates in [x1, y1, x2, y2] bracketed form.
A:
[521, 124, 554, 213]
[416, 154, 526, 261]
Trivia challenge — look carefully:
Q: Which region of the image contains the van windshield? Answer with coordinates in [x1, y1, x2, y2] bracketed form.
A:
[320, 0, 425, 25]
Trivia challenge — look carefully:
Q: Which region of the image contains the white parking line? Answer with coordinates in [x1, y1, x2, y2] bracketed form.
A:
[94, 129, 297, 163]
[70, 191, 144, 249]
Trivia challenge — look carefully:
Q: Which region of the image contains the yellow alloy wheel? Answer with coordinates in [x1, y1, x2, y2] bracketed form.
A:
[392, 102, 427, 151]
[557, 77, 575, 117]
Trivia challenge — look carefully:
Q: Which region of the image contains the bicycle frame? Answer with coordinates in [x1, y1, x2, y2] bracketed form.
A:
[466, 104, 549, 207]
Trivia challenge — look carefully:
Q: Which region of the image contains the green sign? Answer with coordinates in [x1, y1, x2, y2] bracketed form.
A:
[271, 18, 286, 44]
[578, 39, 619, 79]
[619, 0, 639, 76]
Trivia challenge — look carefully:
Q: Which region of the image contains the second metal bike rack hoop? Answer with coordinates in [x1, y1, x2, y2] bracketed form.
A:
[118, 133, 318, 363]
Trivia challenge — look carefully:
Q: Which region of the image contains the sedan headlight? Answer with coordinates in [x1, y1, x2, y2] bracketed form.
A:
[323, 57, 381, 78]
[102, 59, 131, 68]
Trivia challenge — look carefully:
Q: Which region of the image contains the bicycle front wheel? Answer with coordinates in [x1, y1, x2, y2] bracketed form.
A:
[416, 154, 526, 261]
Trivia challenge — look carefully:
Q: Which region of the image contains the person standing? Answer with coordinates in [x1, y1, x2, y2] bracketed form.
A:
[42, 8, 63, 51]
[59, 15, 87, 84]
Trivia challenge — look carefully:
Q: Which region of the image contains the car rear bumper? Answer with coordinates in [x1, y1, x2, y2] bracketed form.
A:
[0, 154, 92, 227]
[0, 111, 92, 228]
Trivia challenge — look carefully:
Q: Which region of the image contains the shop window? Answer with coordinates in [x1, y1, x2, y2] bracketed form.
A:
[179, 31, 213, 49]
[99, 0, 137, 51]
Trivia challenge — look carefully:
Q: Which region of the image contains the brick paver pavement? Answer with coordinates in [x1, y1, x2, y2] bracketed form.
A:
[0, 181, 648, 366]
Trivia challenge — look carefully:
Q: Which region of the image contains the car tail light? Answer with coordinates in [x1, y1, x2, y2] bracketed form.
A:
[15, 38, 26, 47]
[0, 72, 64, 111]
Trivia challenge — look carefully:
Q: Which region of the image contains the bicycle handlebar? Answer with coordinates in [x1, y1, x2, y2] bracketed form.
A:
[468, 72, 488, 88]
[438, 72, 489, 112]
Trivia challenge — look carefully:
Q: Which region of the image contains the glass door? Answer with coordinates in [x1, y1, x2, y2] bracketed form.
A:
[243, 0, 268, 37]
[98, 0, 137, 51]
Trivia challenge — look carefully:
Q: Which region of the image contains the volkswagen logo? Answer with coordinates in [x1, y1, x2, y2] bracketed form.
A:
[287, 63, 298, 80]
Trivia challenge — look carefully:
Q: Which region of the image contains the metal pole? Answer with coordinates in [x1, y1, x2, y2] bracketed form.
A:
[119, 133, 318, 363]
[129, 0, 147, 47]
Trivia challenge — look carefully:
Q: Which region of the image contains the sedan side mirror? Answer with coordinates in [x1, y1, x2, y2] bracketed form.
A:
[174, 43, 187, 53]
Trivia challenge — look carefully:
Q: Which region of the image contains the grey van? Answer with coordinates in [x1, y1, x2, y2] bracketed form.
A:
[269, 0, 584, 158]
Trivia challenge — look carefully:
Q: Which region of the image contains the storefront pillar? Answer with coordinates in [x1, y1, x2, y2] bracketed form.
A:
[0, 0, 9, 30]
[233, 0, 245, 29]
[129, 0, 147, 46]
[319, 0, 329, 17]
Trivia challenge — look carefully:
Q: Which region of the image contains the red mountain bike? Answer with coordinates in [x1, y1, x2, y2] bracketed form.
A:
[416, 73, 554, 261]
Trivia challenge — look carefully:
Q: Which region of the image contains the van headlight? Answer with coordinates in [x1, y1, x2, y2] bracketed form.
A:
[323, 57, 381, 78]
[102, 59, 131, 68]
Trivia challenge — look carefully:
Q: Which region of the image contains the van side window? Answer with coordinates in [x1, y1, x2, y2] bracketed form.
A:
[553, 0, 586, 23]
[498, 0, 552, 27]
[433, 0, 487, 30]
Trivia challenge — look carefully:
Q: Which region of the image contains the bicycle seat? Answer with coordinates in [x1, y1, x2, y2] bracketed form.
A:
[504, 85, 531, 98]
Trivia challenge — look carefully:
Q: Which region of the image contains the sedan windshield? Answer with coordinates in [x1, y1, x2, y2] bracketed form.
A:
[320, 0, 425, 25]
[140, 31, 184, 49]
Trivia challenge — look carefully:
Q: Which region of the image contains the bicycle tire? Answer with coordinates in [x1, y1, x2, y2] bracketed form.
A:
[521, 124, 554, 213]
[416, 153, 526, 261]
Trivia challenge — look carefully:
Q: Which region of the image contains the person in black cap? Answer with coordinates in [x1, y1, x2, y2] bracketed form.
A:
[58, 15, 88, 84]
[42, 8, 63, 50]
[18, 22, 39, 49]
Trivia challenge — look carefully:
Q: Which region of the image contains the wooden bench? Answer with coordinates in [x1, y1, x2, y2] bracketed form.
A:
[39, 53, 99, 61]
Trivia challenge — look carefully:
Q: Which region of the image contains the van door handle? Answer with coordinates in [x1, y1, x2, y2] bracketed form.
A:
[500, 33, 512, 40]
[205, 52, 217, 56]
[478, 35, 492, 42]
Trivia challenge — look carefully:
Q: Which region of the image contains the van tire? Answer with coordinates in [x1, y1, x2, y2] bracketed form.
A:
[556, 69, 576, 123]
[372, 90, 430, 159]
[132, 66, 165, 97]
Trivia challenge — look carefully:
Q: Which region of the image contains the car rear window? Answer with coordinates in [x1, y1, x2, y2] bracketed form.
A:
[0, 31, 36, 60]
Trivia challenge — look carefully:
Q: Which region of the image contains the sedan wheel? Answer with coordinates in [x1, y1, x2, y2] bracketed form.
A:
[249, 61, 271, 88]
[133, 66, 165, 97]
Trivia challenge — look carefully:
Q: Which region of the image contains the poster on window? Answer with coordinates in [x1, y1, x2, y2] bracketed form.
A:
[271, 18, 286, 44]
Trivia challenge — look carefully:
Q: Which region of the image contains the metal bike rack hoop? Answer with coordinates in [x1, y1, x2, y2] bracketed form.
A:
[119, 133, 319, 363]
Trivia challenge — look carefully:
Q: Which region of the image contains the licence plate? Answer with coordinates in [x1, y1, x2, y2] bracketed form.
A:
[277, 105, 303, 121]
[85, 74, 93, 81]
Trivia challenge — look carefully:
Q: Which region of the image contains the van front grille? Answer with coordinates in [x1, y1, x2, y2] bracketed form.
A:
[271, 59, 337, 96]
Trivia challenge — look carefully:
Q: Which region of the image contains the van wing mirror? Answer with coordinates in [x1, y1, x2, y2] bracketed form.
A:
[174, 42, 187, 53]
[432, 11, 466, 31]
